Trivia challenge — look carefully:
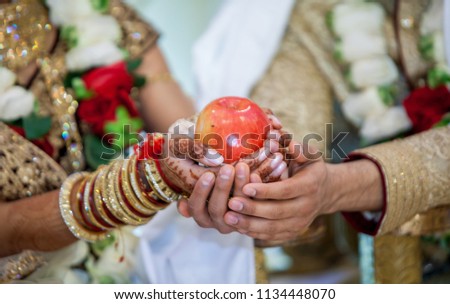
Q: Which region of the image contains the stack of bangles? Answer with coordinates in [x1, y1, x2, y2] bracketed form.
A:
[59, 134, 183, 242]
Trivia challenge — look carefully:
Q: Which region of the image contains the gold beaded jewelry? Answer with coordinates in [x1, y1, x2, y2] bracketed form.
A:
[112, 162, 150, 225]
[121, 158, 157, 216]
[59, 172, 110, 242]
[82, 170, 111, 230]
[93, 165, 120, 228]
[144, 159, 183, 204]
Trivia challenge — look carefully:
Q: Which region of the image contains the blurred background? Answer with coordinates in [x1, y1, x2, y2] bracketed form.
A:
[126, 0, 222, 98]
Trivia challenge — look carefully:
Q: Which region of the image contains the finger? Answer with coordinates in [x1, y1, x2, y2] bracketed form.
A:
[177, 198, 191, 218]
[228, 196, 300, 220]
[287, 140, 320, 164]
[250, 173, 262, 183]
[169, 134, 224, 167]
[159, 157, 219, 193]
[187, 172, 216, 228]
[224, 211, 301, 235]
[267, 114, 282, 130]
[208, 165, 236, 234]
[242, 177, 304, 200]
[279, 130, 293, 148]
[252, 152, 283, 181]
[263, 161, 287, 183]
[233, 162, 250, 197]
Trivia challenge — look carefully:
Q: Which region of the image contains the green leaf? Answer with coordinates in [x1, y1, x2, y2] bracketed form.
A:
[64, 71, 84, 88]
[71, 77, 94, 100]
[60, 25, 78, 49]
[83, 134, 118, 170]
[378, 84, 396, 107]
[427, 67, 450, 88]
[90, 0, 110, 13]
[326, 10, 334, 34]
[433, 113, 450, 128]
[333, 41, 344, 64]
[418, 34, 434, 61]
[133, 74, 146, 88]
[23, 114, 52, 140]
[91, 233, 116, 256]
[126, 58, 143, 72]
[98, 276, 116, 284]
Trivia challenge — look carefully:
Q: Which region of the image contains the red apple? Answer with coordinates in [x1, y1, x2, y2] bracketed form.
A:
[196, 96, 271, 164]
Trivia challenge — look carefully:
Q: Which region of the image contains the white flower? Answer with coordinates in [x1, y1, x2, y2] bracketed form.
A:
[46, 0, 96, 26]
[87, 228, 138, 284]
[332, 2, 385, 37]
[72, 15, 122, 48]
[337, 32, 387, 62]
[65, 41, 124, 71]
[27, 241, 90, 284]
[342, 87, 389, 127]
[349, 55, 399, 89]
[420, 0, 444, 35]
[0, 67, 16, 94]
[360, 106, 412, 144]
[0, 86, 35, 121]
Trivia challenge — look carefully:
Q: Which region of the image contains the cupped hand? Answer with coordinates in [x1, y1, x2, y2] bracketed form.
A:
[176, 110, 290, 234]
[222, 140, 333, 241]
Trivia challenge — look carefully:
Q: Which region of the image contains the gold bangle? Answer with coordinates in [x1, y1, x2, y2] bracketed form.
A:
[102, 161, 139, 225]
[93, 165, 119, 228]
[82, 170, 111, 230]
[128, 155, 164, 211]
[59, 172, 110, 242]
[147, 72, 175, 84]
[120, 159, 156, 216]
[144, 159, 182, 204]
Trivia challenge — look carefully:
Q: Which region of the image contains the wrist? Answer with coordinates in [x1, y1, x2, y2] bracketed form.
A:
[325, 160, 384, 214]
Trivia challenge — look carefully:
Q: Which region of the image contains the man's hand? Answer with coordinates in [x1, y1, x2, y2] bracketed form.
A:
[221, 141, 384, 242]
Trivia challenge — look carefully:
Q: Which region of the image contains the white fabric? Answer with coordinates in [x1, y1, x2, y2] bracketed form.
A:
[139, 0, 295, 284]
[193, 0, 296, 110]
[445, 0, 450, 66]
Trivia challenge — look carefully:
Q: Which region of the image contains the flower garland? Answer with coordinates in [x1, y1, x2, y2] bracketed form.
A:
[0, 0, 147, 283]
[327, 0, 449, 145]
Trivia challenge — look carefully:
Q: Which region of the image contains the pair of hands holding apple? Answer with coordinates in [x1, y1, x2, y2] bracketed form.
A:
[158, 97, 331, 242]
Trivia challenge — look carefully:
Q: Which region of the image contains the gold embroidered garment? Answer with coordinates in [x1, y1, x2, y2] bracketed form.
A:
[351, 126, 450, 235]
[0, 0, 158, 282]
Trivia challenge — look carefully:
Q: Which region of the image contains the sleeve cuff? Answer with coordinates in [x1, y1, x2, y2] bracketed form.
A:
[341, 152, 387, 236]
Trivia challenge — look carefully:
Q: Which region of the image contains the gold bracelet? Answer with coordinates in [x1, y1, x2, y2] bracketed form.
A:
[82, 170, 111, 230]
[59, 172, 110, 242]
[120, 159, 156, 216]
[92, 166, 119, 228]
[144, 159, 183, 204]
[147, 72, 175, 85]
[128, 155, 163, 211]
[102, 161, 140, 225]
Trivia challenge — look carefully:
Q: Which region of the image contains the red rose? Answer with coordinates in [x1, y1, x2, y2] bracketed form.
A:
[403, 86, 450, 133]
[9, 125, 54, 157]
[77, 94, 120, 136]
[82, 61, 134, 98]
[77, 61, 141, 137]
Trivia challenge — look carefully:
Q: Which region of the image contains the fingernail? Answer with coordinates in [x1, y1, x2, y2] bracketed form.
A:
[236, 165, 246, 179]
[225, 214, 239, 225]
[229, 199, 243, 211]
[202, 172, 215, 186]
[271, 115, 282, 127]
[271, 162, 287, 177]
[205, 152, 224, 166]
[243, 186, 256, 197]
[271, 154, 283, 169]
[220, 166, 233, 180]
